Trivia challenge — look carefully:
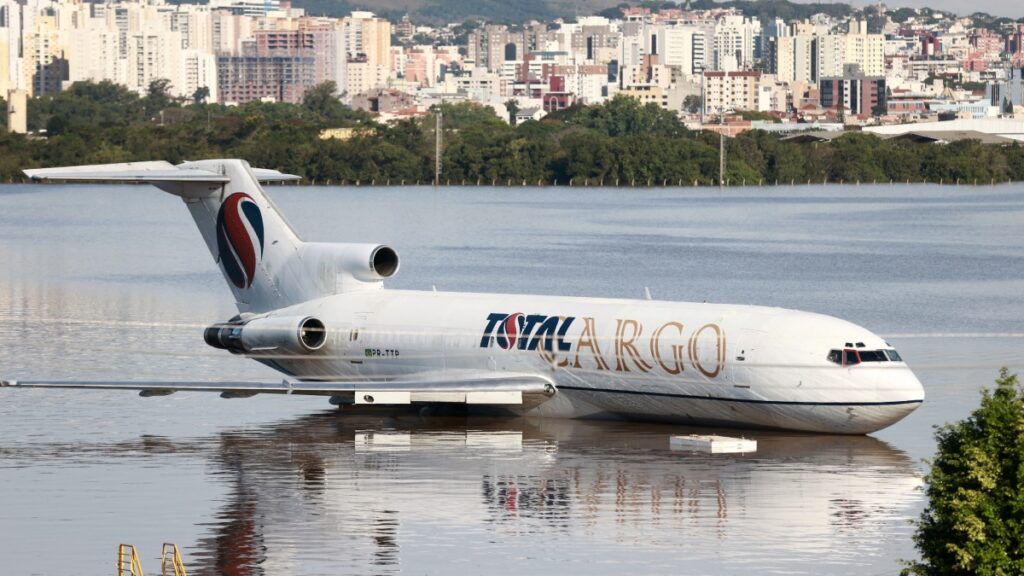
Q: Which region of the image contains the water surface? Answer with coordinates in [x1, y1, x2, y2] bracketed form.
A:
[1, 183, 1022, 575]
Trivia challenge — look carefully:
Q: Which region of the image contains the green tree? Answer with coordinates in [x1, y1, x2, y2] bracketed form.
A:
[683, 94, 702, 114]
[143, 78, 176, 118]
[505, 99, 520, 126]
[302, 81, 346, 124]
[903, 369, 1024, 576]
[560, 94, 687, 138]
[192, 86, 210, 105]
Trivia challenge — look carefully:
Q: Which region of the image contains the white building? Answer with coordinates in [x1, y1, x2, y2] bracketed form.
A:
[658, 25, 708, 77]
[713, 14, 760, 71]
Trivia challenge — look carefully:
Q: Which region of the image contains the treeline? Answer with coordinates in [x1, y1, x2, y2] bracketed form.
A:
[2, 80, 1024, 186]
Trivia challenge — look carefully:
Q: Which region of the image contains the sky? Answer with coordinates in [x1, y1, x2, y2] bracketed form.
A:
[791, 0, 1023, 19]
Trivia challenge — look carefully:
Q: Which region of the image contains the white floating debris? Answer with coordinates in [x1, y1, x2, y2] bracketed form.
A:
[670, 434, 757, 454]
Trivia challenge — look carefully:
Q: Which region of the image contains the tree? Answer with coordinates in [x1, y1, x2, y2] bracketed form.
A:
[903, 369, 1024, 575]
[192, 86, 210, 106]
[1004, 97, 1014, 115]
[143, 78, 176, 117]
[505, 99, 520, 126]
[683, 94, 702, 114]
[302, 81, 340, 117]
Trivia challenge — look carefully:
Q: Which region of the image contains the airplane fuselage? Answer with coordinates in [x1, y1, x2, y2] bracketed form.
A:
[265, 289, 923, 434]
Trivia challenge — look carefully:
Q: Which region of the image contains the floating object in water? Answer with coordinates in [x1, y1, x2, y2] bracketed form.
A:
[670, 434, 757, 454]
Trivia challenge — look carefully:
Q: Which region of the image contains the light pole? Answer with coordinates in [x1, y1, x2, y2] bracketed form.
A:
[718, 106, 726, 190]
[434, 104, 443, 187]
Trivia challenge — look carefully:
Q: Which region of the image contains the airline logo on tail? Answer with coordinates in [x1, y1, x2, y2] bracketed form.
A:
[216, 192, 264, 289]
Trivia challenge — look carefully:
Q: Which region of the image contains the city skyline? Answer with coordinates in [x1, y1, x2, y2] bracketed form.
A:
[2, 0, 1023, 136]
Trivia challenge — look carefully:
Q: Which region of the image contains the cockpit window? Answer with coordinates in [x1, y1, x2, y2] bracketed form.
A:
[830, 347, 904, 365]
[827, 350, 842, 365]
[859, 350, 887, 362]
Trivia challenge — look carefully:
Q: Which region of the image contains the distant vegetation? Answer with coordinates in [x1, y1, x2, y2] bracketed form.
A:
[903, 369, 1024, 576]
[293, 0, 621, 24]
[288, 0, 1016, 26]
[688, 0, 852, 23]
[2, 80, 1024, 186]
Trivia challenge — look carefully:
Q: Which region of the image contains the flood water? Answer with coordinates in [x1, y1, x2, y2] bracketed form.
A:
[1, 182, 1022, 575]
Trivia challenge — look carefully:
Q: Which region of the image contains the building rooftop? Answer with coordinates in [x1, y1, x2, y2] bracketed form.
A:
[864, 117, 1024, 136]
[889, 130, 1019, 145]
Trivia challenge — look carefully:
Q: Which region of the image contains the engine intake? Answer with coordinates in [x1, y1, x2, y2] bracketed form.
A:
[205, 315, 327, 355]
[369, 245, 400, 279]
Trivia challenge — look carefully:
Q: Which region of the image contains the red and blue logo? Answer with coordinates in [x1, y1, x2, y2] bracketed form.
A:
[216, 192, 264, 289]
[481, 312, 575, 352]
[495, 312, 524, 350]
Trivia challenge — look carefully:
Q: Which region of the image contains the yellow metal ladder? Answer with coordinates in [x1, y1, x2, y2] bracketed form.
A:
[117, 544, 145, 576]
[116, 543, 188, 576]
[161, 543, 188, 576]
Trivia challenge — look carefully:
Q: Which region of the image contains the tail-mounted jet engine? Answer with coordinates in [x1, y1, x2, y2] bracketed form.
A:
[204, 315, 327, 355]
[298, 242, 400, 294]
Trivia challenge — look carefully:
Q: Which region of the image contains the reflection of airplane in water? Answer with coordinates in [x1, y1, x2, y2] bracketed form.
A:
[4, 160, 924, 433]
[68, 414, 917, 575]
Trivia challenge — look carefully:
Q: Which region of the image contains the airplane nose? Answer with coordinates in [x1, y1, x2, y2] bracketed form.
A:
[891, 366, 925, 403]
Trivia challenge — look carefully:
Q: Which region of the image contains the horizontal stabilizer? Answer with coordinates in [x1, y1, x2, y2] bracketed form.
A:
[1, 374, 557, 406]
[24, 161, 228, 183]
[251, 168, 303, 182]
[24, 161, 300, 183]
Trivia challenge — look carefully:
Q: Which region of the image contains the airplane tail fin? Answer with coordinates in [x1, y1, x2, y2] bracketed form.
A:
[25, 160, 309, 313]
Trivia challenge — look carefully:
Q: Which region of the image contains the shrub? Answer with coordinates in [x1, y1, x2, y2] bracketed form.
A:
[903, 368, 1024, 575]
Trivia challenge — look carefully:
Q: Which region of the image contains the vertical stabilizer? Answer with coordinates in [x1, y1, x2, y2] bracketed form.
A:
[175, 159, 304, 313]
[25, 159, 398, 313]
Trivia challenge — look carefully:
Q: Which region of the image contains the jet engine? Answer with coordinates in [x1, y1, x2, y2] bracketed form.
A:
[293, 241, 400, 296]
[204, 315, 327, 355]
[337, 243, 400, 282]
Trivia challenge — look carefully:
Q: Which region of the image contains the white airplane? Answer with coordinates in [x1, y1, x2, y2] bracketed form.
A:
[2, 159, 924, 434]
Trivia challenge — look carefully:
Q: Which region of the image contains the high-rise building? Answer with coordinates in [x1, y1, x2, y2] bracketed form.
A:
[342, 11, 390, 96]
[23, 14, 67, 96]
[217, 54, 315, 103]
[468, 24, 515, 71]
[820, 72, 886, 116]
[988, 68, 1024, 108]
[712, 14, 760, 70]
[703, 69, 760, 113]
[773, 34, 817, 84]
[968, 28, 1002, 61]
[658, 25, 708, 76]
[772, 20, 881, 85]
[254, 18, 343, 86]
[1008, 24, 1024, 65]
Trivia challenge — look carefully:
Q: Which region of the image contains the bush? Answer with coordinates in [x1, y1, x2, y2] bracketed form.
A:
[903, 368, 1024, 575]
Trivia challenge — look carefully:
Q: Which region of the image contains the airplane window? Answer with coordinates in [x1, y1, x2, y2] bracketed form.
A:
[859, 350, 887, 362]
[886, 349, 903, 362]
[827, 350, 842, 365]
[843, 349, 860, 366]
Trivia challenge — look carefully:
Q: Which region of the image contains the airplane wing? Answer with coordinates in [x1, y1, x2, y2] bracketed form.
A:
[1, 374, 557, 406]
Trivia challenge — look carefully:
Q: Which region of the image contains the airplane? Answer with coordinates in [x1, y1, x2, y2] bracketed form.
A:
[1, 159, 925, 434]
